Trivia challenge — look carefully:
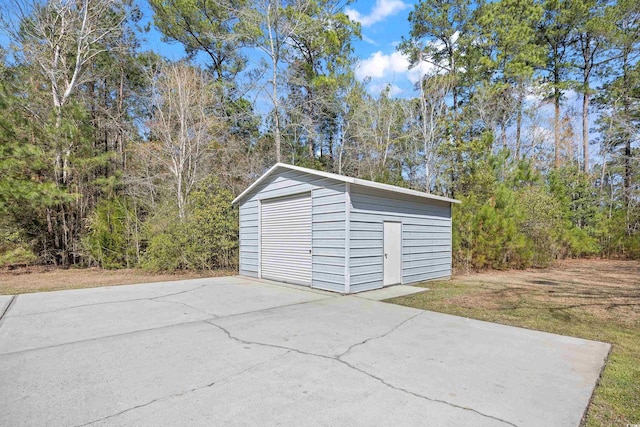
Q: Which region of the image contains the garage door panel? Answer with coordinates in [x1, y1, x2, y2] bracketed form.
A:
[261, 193, 312, 286]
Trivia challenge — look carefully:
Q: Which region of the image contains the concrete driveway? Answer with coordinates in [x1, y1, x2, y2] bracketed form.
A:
[0, 276, 609, 427]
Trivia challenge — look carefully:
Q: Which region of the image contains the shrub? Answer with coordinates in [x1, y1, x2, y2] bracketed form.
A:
[0, 224, 37, 267]
[0, 246, 37, 267]
[83, 197, 141, 268]
[142, 178, 238, 271]
[517, 185, 563, 267]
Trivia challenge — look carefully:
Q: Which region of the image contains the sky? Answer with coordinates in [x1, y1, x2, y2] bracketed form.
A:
[346, 0, 435, 96]
[136, 0, 425, 97]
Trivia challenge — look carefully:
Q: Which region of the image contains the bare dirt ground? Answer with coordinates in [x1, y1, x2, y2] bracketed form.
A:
[451, 259, 640, 326]
[0, 267, 235, 295]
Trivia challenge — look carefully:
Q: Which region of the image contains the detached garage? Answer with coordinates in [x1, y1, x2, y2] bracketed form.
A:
[232, 163, 460, 294]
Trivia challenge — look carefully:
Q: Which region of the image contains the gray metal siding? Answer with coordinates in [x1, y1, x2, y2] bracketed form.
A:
[349, 186, 452, 293]
[312, 183, 346, 292]
[239, 200, 259, 277]
[239, 167, 452, 294]
[238, 169, 346, 292]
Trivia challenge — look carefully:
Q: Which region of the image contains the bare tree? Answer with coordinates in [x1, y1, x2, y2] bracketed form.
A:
[2, 0, 124, 184]
[417, 73, 452, 192]
[244, 0, 314, 162]
[146, 62, 219, 219]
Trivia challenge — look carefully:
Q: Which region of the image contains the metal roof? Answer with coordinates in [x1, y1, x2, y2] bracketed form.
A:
[232, 163, 461, 205]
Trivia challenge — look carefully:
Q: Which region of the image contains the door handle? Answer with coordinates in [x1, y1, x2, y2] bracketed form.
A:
[384, 253, 388, 258]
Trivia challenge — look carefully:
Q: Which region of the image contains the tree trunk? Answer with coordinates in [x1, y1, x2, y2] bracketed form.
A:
[582, 89, 589, 173]
[553, 46, 561, 168]
[554, 88, 560, 168]
[622, 50, 631, 210]
[581, 36, 592, 174]
[501, 124, 507, 150]
[515, 84, 523, 160]
[118, 63, 126, 170]
[267, 3, 282, 163]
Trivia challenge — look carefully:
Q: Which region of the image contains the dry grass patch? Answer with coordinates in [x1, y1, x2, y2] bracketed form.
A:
[388, 259, 640, 426]
[0, 266, 235, 295]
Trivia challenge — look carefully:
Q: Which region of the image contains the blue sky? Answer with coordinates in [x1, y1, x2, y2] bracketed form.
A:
[346, 0, 431, 96]
[136, 0, 424, 96]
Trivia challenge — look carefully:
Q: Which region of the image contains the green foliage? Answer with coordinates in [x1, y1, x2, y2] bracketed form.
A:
[453, 160, 598, 270]
[0, 66, 66, 216]
[142, 178, 238, 271]
[84, 197, 141, 269]
[0, 246, 38, 268]
[477, 0, 545, 80]
[595, 209, 640, 259]
[548, 166, 600, 256]
[454, 185, 531, 270]
[517, 185, 564, 266]
[0, 223, 37, 267]
[149, 0, 250, 82]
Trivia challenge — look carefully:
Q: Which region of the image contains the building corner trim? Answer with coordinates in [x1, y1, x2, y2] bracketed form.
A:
[344, 183, 351, 294]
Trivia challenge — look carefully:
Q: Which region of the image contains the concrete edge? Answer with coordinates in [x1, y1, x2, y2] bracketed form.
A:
[579, 343, 613, 427]
[354, 286, 430, 301]
[0, 276, 228, 298]
[0, 295, 17, 325]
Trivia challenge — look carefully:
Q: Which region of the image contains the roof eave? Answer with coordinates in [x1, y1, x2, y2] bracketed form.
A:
[231, 163, 282, 205]
[350, 178, 460, 204]
[232, 163, 461, 205]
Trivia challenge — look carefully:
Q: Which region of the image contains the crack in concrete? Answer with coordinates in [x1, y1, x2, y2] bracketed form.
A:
[336, 311, 425, 358]
[148, 297, 219, 318]
[8, 285, 208, 318]
[4, 288, 517, 426]
[74, 352, 289, 427]
[203, 319, 518, 427]
[0, 297, 335, 357]
[0, 318, 215, 358]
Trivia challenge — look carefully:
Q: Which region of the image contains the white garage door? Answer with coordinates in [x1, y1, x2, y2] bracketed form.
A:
[261, 193, 312, 286]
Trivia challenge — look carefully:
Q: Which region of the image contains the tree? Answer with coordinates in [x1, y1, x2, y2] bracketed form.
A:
[476, 0, 545, 157]
[3, 0, 125, 184]
[1, 0, 130, 264]
[537, 0, 581, 168]
[146, 61, 220, 219]
[400, 0, 472, 111]
[572, 0, 608, 173]
[416, 73, 452, 192]
[243, 0, 304, 162]
[0, 57, 64, 219]
[149, 0, 250, 83]
[283, 0, 359, 164]
[600, 0, 640, 208]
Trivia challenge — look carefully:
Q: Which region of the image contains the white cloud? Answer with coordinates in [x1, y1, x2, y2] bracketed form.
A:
[406, 61, 437, 84]
[345, 0, 410, 27]
[355, 50, 437, 84]
[361, 34, 378, 46]
[370, 83, 404, 97]
[355, 51, 409, 80]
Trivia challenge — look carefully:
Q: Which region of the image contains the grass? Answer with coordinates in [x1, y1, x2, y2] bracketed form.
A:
[386, 259, 640, 426]
[0, 266, 235, 295]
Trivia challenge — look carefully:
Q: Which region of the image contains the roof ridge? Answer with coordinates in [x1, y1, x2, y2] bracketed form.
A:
[232, 163, 460, 205]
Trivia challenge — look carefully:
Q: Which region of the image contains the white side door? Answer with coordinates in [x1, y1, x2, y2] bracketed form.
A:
[383, 222, 402, 286]
[261, 193, 312, 286]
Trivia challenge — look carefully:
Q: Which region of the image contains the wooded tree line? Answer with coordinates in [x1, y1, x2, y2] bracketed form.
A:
[0, 0, 638, 271]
